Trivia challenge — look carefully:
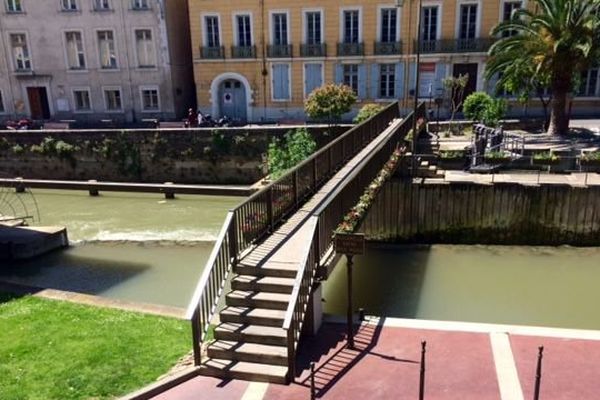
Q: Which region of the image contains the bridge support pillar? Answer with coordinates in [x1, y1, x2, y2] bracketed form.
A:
[305, 283, 323, 336]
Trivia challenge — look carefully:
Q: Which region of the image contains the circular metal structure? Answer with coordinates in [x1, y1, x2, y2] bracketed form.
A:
[0, 177, 40, 226]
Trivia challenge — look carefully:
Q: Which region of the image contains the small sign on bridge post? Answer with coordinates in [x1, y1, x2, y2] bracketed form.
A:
[334, 233, 365, 349]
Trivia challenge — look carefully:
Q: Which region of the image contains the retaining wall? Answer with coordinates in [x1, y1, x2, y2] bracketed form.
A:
[363, 178, 600, 246]
[0, 126, 345, 184]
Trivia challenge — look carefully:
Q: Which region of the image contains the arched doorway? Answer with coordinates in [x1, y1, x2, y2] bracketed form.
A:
[210, 73, 252, 123]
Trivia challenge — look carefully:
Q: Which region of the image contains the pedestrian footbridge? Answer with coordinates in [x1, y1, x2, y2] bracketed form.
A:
[186, 102, 425, 383]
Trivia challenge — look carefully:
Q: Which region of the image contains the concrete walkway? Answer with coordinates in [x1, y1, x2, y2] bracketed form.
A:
[442, 171, 600, 186]
[152, 318, 600, 400]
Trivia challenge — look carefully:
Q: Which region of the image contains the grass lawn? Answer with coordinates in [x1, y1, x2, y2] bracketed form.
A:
[0, 292, 191, 400]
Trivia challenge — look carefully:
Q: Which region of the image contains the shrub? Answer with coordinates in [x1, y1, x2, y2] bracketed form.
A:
[267, 128, 317, 179]
[463, 92, 506, 127]
[304, 83, 357, 123]
[353, 104, 385, 124]
[12, 144, 24, 155]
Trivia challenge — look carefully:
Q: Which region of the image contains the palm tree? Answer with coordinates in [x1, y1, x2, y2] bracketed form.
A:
[486, 0, 600, 135]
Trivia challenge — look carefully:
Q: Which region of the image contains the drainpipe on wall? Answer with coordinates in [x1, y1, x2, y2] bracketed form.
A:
[260, 0, 268, 122]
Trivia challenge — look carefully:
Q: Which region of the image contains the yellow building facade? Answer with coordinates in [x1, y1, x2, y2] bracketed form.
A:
[189, 0, 599, 122]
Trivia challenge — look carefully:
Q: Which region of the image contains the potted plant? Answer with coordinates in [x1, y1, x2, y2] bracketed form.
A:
[439, 150, 467, 169]
[532, 151, 560, 166]
[484, 150, 511, 164]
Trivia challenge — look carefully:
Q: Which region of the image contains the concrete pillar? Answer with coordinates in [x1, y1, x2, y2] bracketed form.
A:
[88, 180, 99, 196]
[15, 177, 25, 193]
[164, 182, 175, 199]
[310, 283, 323, 336]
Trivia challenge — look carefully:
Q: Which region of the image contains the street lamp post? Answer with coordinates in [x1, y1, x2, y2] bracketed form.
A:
[396, 0, 423, 176]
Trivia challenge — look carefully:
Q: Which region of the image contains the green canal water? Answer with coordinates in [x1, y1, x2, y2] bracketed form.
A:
[2, 190, 600, 331]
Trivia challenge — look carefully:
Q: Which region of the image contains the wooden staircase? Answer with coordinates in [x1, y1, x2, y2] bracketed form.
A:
[199, 260, 297, 384]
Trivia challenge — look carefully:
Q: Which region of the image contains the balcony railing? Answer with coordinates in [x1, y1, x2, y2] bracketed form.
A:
[267, 44, 293, 58]
[231, 45, 256, 59]
[416, 38, 495, 54]
[300, 43, 327, 57]
[337, 42, 364, 56]
[200, 46, 224, 59]
[374, 41, 403, 55]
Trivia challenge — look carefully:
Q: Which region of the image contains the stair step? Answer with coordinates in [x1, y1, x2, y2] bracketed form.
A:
[420, 161, 429, 167]
[220, 306, 285, 327]
[232, 275, 294, 294]
[235, 263, 298, 279]
[226, 290, 289, 310]
[207, 340, 288, 366]
[214, 322, 287, 346]
[200, 358, 288, 384]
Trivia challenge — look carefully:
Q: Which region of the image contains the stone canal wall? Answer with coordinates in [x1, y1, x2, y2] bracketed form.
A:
[0, 126, 345, 184]
[363, 178, 600, 246]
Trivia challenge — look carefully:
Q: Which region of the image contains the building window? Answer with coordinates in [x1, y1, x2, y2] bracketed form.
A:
[205, 16, 220, 47]
[5, 0, 22, 12]
[272, 63, 290, 101]
[65, 31, 85, 70]
[97, 30, 117, 69]
[135, 29, 155, 67]
[343, 10, 359, 44]
[104, 88, 122, 111]
[306, 11, 322, 44]
[132, 0, 148, 10]
[343, 64, 359, 94]
[61, 0, 78, 11]
[0, 90, 5, 113]
[10, 33, 31, 71]
[272, 13, 288, 45]
[73, 89, 91, 111]
[422, 6, 439, 41]
[236, 14, 252, 46]
[93, 0, 110, 11]
[141, 87, 159, 111]
[379, 64, 395, 98]
[380, 8, 397, 43]
[459, 4, 478, 40]
[579, 69, 599, 97]
[502, 1, 522, 37]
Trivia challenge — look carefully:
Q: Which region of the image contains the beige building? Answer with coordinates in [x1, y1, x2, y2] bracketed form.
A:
[0, 0, 195, 123]
[188, 0, 599, 123]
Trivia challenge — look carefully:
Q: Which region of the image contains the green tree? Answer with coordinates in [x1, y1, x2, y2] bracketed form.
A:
[353, 104, 385, 124]
[304, 83, 357, 123]
[443, 74, 469, 132]
[486, 0, 600, 135]
[463, 92, 507, 127]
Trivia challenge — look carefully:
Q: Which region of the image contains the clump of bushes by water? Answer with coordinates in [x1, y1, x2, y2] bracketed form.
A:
[439, 150, 466, 159]
[353, 104, 385, 124]
[533, 151, 560, 165]
[267, 128, 317, 179]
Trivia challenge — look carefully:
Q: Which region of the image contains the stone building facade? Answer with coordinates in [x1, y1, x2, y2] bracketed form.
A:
[188, 0, 599, 123]
[0, 0, 195, 123]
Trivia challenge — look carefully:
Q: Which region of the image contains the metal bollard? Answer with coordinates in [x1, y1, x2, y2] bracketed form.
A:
[419, 341, 427, 400]
[310, 362, 316, 400]
[533, 346, 544, 400]
[358, 308, 365, 321]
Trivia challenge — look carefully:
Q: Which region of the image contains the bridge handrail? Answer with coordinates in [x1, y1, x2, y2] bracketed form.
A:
[282, 102, 426, 378]
[186, 101, 401, 365]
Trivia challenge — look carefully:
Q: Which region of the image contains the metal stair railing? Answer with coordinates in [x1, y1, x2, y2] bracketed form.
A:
[186, 102, 401, 365]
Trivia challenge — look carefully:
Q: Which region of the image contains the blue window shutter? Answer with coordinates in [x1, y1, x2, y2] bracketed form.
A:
[335, 64, 343, 84]
[408, 63, 417, 96]
[273, 64, 283, 99]
[282, 64, 290, 100]
[305, 64, 323, 96]
[395, 63, 405, 99]
[434, 63, 447, 95]
[370, 64, 380, 99]
[358, 64, 367, 99]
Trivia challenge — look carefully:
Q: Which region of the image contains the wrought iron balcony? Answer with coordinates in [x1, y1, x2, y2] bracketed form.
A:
[231, 45, 256, 59]
[415, 38, 495, 54]
[337, 42, 364, 56]
[200, 46, 224, 59]
[267, 44, 293, 58]
[300, 43, 327, 57]
[374, 41, 403, 55]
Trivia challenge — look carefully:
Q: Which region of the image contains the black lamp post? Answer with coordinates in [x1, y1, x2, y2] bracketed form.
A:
[397, 0, 423, 175]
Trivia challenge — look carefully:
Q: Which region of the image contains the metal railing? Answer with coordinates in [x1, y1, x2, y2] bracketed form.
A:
[337, 42, 364, 56]
[300, 43, 327, 57]
[231, 45, 256, 59]
[374, 41, 403, 55]
[416, 38, 495, 54]
[200, 46, 225, 59]
[267, 44, 293, 58]
[186, 102, 401, 365]
[282, 102, 426, 379]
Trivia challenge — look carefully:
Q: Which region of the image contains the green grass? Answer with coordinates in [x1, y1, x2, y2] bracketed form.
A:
[0, 292, 191, 400]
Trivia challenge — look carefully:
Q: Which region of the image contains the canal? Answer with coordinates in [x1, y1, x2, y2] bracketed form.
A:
[2, 189, 600, 331]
